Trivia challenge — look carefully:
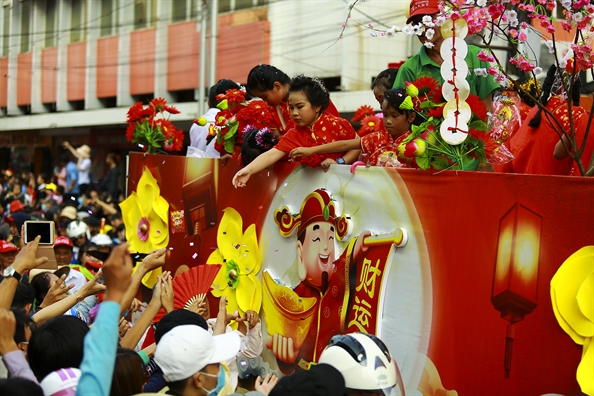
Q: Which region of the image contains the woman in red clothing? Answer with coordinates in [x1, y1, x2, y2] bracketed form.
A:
[246, 65, 340, 135]
[508, 65, 586, 175]
[232, 75, 360, 188]
[289, 88, 419, 167]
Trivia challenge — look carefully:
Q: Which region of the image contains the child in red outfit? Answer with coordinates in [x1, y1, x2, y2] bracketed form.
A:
[233, 75, 360, 188]
[290, 88, 419, 167]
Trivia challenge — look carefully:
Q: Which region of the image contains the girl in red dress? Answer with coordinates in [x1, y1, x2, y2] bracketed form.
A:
[246, 65, 340, 135]
[289, 88, 419, 167]
[233, 75, 359, 188]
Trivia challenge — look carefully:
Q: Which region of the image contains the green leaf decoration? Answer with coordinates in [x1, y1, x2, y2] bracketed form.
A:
[224, 138, 235, 154]
[416, 154, 431, 170]
[469, 120, 488, 131]
[224, 123, 239, 140]
[431, 157, 450, 170]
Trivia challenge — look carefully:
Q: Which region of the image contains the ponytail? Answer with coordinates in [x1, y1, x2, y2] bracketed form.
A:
[529, 65, 557, 128]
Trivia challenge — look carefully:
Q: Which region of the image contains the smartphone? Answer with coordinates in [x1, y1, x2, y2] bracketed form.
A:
[24, 221, 55, 245]
[130, 253, 149, 262]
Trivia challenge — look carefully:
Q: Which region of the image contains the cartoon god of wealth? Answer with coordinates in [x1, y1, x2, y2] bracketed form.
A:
[262, 189, 376, 374]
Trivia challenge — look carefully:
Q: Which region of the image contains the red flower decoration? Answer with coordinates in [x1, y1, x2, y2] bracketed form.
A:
[126, 123, 136, 142]
[215, 110, 235, 127]
[352, 105, 376, 122]
[469, 128, 497, 156]
[426, 106, 444, 119]
[235, 101, 276, 129]
[465, 94, 488, 122]
[156, 119, 177, 139]
[358, 115, 384, 137]
[410, 76, 443, 103]
[125, 98, 184, 153]
[216, 89, 247, 105]
[127, 101, 153, 124]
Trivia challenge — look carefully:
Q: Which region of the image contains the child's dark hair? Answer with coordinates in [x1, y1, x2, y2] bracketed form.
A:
[208, 79, 242, 107]
[371, 68, 398, 91]
[515, 77, 540, 108]
[529, 64, 582, 128]
[241, 127, 278, 166]
[383, 88, 420, 125]
[247, 64, 291, 94]
[288, 75, 330, 112]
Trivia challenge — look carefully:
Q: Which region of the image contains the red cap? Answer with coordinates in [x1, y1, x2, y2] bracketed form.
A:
[0, 240, 18, 253]
[9, 200, 24, 213]
[54, 236, 73, 249]
[274, 189, 350, 241]
[407, 0, 440, 24]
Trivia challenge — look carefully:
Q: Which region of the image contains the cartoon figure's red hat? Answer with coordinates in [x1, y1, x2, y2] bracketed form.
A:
[274, 189, 349, 241]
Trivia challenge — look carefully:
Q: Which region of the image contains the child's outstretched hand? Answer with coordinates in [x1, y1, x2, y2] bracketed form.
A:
[233, 168, 251, 188]
[289, 147, 314, 160]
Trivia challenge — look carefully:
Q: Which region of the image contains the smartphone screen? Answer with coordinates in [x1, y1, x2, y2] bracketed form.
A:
[130, 253, 149, 262]
[25, 221, 53, 244]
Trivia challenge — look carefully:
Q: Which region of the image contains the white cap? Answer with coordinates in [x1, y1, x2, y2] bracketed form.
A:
[154, 325, 240, 382]
[90, 233, 113, 246]
[40, 367, 81, 396]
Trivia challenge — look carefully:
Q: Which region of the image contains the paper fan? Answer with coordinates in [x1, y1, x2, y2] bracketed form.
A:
[152, 264, 222, 323]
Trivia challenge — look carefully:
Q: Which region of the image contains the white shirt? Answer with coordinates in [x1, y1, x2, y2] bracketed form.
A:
[65, 267, 87, 292]
[189, 108, 221, 158]
[78, 158, 91, 184]
[206, 318, 263, 390]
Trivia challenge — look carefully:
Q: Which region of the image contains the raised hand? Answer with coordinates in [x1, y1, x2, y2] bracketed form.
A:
[289, 147, 313, 160]
[129, 298, 147, 314]
[255, 373, 279, 396]
[118, 317, 131, 339]
[79, 270, 107, 298]
[0, 309, 17, 355]
[160, 272, 174, 314]
[232, 168, 251, 188]
[102, 243, 133, 304]
[141, 248, 167, 273]
[236, 309, 259, 329]
[12, 235, 48, 274]
[40, 274, 74, 309]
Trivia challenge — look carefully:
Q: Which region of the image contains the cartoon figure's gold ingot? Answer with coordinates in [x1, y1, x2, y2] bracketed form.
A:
[262, 270, 318, 351]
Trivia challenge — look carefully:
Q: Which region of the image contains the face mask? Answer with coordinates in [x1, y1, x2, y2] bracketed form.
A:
[200, 364, 226, 396]
[41, 204, 47, 211]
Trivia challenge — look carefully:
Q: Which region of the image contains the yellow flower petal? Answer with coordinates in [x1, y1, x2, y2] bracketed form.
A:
[551, 246, 594, 339]
[142, 267, 162, 289]
[131, 263, 162, 289]
[208, 250, 228, 295]
[148, 209, 169, 248]
[236, 274, 262, 314]
[136, 168, 160, 218]
[577, 337, 593, 396]
[217, 208, 243, 262]
[222, 288, 240, 316]
[153, 195, 169, 224]
[577, 273, 594, 323]
[239, 224, 260, 275]
[120, 193, 153, 253]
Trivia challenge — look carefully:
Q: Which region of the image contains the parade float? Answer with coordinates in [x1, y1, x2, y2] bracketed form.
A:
[120, 3, 594, 394]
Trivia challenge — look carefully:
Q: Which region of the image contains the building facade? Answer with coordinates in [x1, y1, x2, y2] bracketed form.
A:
[0, 0, 412, 175]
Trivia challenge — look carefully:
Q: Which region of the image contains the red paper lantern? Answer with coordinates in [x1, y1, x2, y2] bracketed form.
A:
[491, 203, 542, 378]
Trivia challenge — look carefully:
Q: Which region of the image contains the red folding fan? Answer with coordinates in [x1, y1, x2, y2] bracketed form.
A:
[152, 264, 222, 323]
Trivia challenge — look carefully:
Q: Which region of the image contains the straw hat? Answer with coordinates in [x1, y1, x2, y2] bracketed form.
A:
[76, 145, 91, 158]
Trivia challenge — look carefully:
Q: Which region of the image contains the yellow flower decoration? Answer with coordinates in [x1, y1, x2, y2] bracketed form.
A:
[207, 208, 262, 318]
[405, 82, 419, 98]
[551, 246, 594, 396]
[399, 96, 414, 111]
[120, 167, 169, 288]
